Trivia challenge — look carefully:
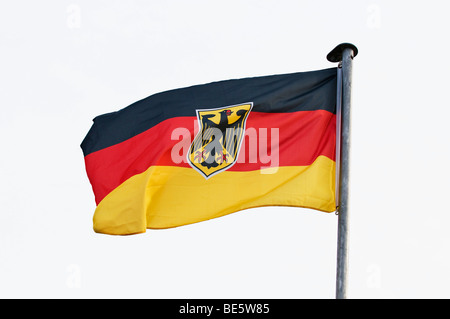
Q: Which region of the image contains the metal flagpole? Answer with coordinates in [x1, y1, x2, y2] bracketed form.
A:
[327, 43, 358, 299]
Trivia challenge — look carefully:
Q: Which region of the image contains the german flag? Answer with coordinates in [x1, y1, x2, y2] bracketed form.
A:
[81, 68, 338, 235]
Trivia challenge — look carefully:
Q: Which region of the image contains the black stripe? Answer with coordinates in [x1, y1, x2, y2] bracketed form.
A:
[81, 68, 337, 156]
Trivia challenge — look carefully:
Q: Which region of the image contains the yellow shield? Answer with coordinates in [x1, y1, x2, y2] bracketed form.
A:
[188, 102, 253, 179]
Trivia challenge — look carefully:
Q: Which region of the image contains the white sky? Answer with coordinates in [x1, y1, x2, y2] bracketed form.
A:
[1, 0, 449, 298]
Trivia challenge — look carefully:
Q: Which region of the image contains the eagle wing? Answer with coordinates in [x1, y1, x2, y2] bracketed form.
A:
[222, 109, 248, 159]
[191, 114, 218, 154]
[201, 114, 219, 148]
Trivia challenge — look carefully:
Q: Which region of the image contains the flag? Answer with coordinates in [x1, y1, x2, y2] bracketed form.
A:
[81, 68, 338, 235]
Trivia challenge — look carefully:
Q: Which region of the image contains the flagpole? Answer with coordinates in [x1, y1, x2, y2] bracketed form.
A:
[327, 43, 358, 299]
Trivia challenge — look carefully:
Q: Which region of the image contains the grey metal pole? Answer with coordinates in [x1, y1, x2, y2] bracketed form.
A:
[327, 43, 358, 299]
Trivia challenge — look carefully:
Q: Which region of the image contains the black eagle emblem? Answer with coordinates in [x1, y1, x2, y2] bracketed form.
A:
[187, 103, 253, 179]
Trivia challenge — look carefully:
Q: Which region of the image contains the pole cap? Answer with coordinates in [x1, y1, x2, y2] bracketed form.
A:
[327, 43, 358, 62]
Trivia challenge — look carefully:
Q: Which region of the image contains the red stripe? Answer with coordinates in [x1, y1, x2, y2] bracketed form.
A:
[85, 110, 336, 205]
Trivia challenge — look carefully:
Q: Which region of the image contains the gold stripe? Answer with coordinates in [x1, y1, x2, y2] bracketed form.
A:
[93, 156, 336, 235]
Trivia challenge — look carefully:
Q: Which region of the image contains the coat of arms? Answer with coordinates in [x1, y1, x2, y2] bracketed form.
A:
[187, 102, 253, 179]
